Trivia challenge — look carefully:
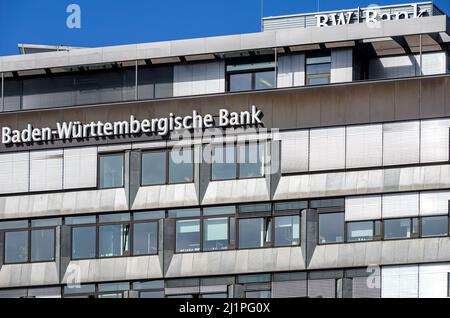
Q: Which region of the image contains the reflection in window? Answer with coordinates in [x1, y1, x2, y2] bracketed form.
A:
[99, 154, 124, 188]
[238, 218, 264, 249]
[72, 226, 96, 259]
[421, 215, 448, 237]
[133, 222, 158, 255]
[245, 290, 271, 298]
[138, 65, 173, 100]
[384, 218, 417, 239]
[141, 151, 166, 185]
[347, 221, 374, 242]
[318, 212, 344, 244]
[306, 53, 331, 86]
[211, 145, 237, 180]
[99, 224, 130, 257]
[274, 215, 300, 247]
[203, 218, 228, 251]
[169, 148, 193, 183]
[5, 231, 28, 263]
[227, 60, 275, 92]
[176, 219, 200, 252]
[31, 229, 55, 262]
[239, 143, 264, 178]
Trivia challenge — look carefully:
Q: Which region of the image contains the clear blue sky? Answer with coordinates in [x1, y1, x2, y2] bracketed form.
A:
[0, 0, 449, 56]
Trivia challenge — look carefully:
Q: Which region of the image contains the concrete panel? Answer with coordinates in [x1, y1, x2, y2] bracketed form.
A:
[0, 263, 59, 288]
[132, 183, 198, 210]
[201, 178, 270, 205]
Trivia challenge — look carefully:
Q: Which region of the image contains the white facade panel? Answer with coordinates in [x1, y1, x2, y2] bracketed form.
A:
[29, 149, 63, 192]
[381, 265, 419, 298]
[0, 152, 29, 194]
[416, 52, 447, 76]
[330, 48, 353, 83]
[309, 127, 346, 171]
[419, 190, 450, 216]
[382, 192, 419, 218]
[280, 130, 309, 173]
[63, 147, 98, 189]
[277, 54, 305, 87]
[173, 61, 225, 96]
[420, 118, 450, 163]
[418, 263, 450, 298]
[383, 121, 420, 166]
[346, 124, 382, 168]
[345, 195, 382, 221]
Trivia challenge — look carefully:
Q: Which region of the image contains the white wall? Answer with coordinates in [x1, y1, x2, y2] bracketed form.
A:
[277, 54, 305, 87]
[173, 61, 225, 96]
[331, 48, 353, 83]
[382, 265, 419, 298]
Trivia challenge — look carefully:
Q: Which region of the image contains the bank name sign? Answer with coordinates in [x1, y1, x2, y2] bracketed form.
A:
[315, 3, 428, 27]
[1, 106, 263, 145]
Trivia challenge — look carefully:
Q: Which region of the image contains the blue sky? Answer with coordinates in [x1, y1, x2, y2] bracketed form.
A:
[0, 0, 449, 56]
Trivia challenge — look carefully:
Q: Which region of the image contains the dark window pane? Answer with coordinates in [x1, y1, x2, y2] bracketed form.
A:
[99, 213, 130, 223]
[318, 212, 345, 244]
[245, 291, 271, 298]
[238, 218, 264, 249]
[133, 222, 158, 255]
[239, 143, 264, 178]
[239, 203, 271, 214]
[212, 145, 237, 180]
[307, 76, 329, 85]
[5, 231, 28, 263]
[254, 71, 275, 90]
[422, 216, 449, 237]
[31, 229, 55, 262]
[99, 224, 130, 257]
[203, 206, 236, 216]
[237, 273, 271, 283]
[274, 201, 308, 212]
[142, 151, 166, 185]
[274, 215, 300, 246]
[65, 216, 96, 225]
[0, 220, 28, 230]
[133, 211, 165, 220]
[168, 208, 200, 218]
[347, 221, 373, 242]
[72, 226, 96, 259]
[384, 218, 412, 239]
[4, 77, 22, 111]
[201, 293, 228, 298]
[203, 218, 228, 251]
[140, 291, 165, 298]
[99, 154, 124, 188]
[31, 218, 61, 227]
[138, 65, 173, 100]
[306, 64, 331, 75]
[176, 219, 200, 252]
[306, 56, 331, 64]
[169, 148, 193, 183]
[229, 73, 252, 92]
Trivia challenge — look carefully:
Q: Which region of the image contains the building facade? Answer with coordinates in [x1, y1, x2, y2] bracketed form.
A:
[0, 2, 449, 298]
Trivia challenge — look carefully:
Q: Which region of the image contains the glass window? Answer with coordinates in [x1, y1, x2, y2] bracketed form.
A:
[138, 65, 173, 100]
[176, 219, 200, 252]
[238, 218, 264, 249]
[141, 151, 166, 185]
[133, 222, 158, 255]
[4, 231, 28, 263]
[237, 273, 271, 283]
[239, 203, 272, 214]
[168, 208, 201, 218]
[245, 290, 271, 298]
[347, 221, 374, 242]
[31, 229, 55, 262]
[274, 215, 300, 247]
[203, 218, 228, 251]
[140, 291, 165, 298]
[201, 293, 228, 298]
[99, 224, 130, 257]
[72, 226, 96, 259]
[229, 73, 252, 92]
[203, 206, 236, 216]
[0, 220, 28, 230]
[211, 145, 236, 180]
[421, 216, 448, 237]
[307, 77, 330, 86]
[274, 201, 308, 212]
[133, 211, 165, 220]
[239, 143, 264, 178]
[65, 216, 96, 225]
[99, 213, 130, 223]
[384, 218, 412, 239]
[318, 212, 345, 244]
[169, 148, 193, 184]
[254, 71, 275, 90]
[99, 154, 124, 188]
[306, 53, 331, 86]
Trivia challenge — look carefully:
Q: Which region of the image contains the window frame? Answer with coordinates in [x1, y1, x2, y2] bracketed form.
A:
[225, 57, 276, 93]
[69, 214, 159, 260]
[305, 51, 332, 86]
[317, 211, 346, 245]
[382, 217, 420, 241]
[140, 146, 194, 186]
[98, 152, 125, 189]
[2, 221, 57, 265]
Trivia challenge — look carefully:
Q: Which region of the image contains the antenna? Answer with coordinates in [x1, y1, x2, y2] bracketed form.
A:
[317, 0, 320, 11]
[261, 0, 264, 31]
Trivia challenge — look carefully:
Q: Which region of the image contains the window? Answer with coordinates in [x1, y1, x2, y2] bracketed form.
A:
[347, 221, 374, 242]
[318, 212, 345, 244]
[203, 218, 229, 251]
[384, 218, 419, 240]
[176, 219, 201, 252]
[99, 153, 124, 188]
[68, 212, 160, 259]
[421, 215, 448, 237]
[211, 143, 265, 181]
[274, 215, 300, 246]
[137, 65, 173, 100]
[245, 290, 271, 298]
[1, 219, 58, 264]
[227, 61, 275, 92]
[238, 218, 266, 249]
[141, 148, 193, 185]
[306, 53, 331, 85]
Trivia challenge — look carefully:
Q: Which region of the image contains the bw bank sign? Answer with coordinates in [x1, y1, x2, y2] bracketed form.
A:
[316, 3, 428, 27]
[1, 106, 263, 145]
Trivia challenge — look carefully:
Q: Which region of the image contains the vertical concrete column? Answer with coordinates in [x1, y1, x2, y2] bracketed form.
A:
[269, 138, 281, 200]
[229, 284, 245, 298]
[59, 225, 71, 282]
[123, 150, 131, 209]
[0, 232, 4, 269]
[163, 218, 175, 276]
[128, 150, 141, 209]
[301, 208, 318, 269]
[336, 278, 353, 298]
[198, 143, 210, 204]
